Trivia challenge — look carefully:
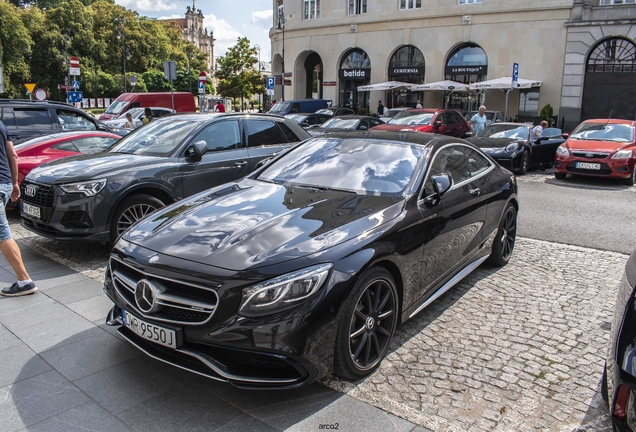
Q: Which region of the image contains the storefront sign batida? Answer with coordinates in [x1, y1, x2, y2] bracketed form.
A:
[339, 68, 371, 80]
[444, 65, 488, 75]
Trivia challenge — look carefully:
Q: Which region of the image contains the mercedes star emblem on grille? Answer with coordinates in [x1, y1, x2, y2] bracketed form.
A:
[135, 279, 160, 313]
[25, 185, 36, 197]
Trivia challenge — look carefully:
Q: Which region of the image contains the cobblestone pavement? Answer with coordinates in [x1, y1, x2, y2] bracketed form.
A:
[6, 202, 629, 431]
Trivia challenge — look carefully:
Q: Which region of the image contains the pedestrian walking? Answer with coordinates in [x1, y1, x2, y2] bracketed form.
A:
[142, 107, 153, 125]
[532, 120, 549, 138]
[377, 100, 384, 116]
[123, 112, 136, 130]
[0, 121, 37, 297]
[416, 100, 423, 109]
[468, 105, 488, 136]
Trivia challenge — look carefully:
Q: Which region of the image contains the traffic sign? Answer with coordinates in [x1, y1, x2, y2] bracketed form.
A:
[34, 88, 48, 101]
[24, 83, 36, 94]
[59, 85, 73, 91]
[69, 67, 81, 76]
[67, 91, 83, 103]
[131, 75, 136, 84]
[197, 80, 205, 90]
[199, 71, 207, 81]
[512, 63, 519, 88]
[71, 80, 80, 90]
[266, 77, 275, 90]
[69, 56, 79, 67]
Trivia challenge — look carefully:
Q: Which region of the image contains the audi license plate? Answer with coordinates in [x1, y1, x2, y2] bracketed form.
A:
[122, 309, 177, 349]
[575, 162, 601, 170]
[22, 202, 41, 219]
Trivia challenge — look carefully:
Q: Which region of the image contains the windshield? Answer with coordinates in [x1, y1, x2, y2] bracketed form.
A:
[116, 107, 144, 120]
[285, 114, 306, 122]
[320, 118, 359, 130]
[257, 138, 423, 195]
[570, 122, 634, 142]
[14, 135, 58, 150]
[315, 109, 334, 115]
[385, 109, 406, 118]
[541, 127, 562, 138]
[467, 111, 495, 121]
[270, 102, 291, 114]
[480, 124, 529, 140]
[388, 112, 434, 126]
[104, 100, 130, 115]
[109, 119, 202, 156]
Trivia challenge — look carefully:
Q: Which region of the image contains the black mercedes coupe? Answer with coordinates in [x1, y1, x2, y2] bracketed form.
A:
[104, 131, 519, 389]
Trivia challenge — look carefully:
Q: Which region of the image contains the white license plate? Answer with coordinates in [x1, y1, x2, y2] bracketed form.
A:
[575, 162, 601, 170]
[122, 309, 177, 349]
[22, 202, 41, 219]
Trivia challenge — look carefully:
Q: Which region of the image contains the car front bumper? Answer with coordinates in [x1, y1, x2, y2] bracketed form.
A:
[554, 154, 635, 179]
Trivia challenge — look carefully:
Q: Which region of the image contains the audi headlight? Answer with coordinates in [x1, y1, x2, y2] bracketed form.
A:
[239, 263, 333, 317]
[556, 145, 569, 156]
[505, 143, 518, 153]
[59, 179, 107, 196]
[612, 150, 633, 159]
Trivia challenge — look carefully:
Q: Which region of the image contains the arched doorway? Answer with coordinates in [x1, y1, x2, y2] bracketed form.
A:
[387, 45, 425, 108]
[338, 49, 371, 113]
[294, 51, 323, 100]
[581, 37, 636, 121]
[444, 43, 488, 111]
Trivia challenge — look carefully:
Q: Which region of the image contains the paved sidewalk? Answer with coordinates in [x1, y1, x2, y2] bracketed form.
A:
[0, 240, 420, 432]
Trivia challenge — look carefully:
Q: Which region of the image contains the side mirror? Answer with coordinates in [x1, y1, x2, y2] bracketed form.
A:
[359, 126, 368, 130]
[561, 133, 569, 139]
[301, 121, 310, 128]
[190, 140, 208, 159]
[431, 174, 453, 198]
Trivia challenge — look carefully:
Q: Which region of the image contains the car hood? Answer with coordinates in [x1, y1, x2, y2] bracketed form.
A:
[467, 137, 519, 148]
[24, 152, 169, 184]
[123, 179, 405, 271]
[308, 128, 359, 136]
[371, 124, 432, 132]
[566, 138, 634, 152]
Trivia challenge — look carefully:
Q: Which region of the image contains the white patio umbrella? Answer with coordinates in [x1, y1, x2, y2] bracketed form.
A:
[411, 80, 469, 92]
[468, 76, 542, 90]
[357, 81, 416, 91]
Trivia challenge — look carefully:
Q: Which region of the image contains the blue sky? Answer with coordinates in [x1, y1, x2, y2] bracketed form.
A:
[115, 0, 273, 60]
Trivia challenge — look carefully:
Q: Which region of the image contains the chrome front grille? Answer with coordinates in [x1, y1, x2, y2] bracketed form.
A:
[110, 255, 219, 325]
[572, 151, 610, 159]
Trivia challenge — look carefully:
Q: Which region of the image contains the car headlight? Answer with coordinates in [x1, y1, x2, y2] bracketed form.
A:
[505, 143, 518, 153]
[556, 145, 569, 156]
[612, 150, 633, 159]
[239, 263, 333, 317]
[59, 179, 107, 196]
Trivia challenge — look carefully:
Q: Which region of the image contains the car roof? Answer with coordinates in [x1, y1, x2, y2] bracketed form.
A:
[487, 122, 529, 127]
[154, 113, 288, 121]
[583, 119, 636, 125]
[0, 99, 80, 109]
[331, 115, 376, 120]
[314, 130, 469, 148]
[22, 131, 119, 141]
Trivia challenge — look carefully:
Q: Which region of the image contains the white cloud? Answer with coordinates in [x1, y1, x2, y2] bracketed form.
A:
[157, 14, 182, 20]
[203, 13, 243, 56]
[251, 10, 273, 24]
[116, 0, 178, 12]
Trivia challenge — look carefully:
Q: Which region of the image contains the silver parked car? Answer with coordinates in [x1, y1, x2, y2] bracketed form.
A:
[101, 107, 175, 129]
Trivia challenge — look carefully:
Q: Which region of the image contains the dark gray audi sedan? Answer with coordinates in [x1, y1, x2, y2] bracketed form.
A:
[19, 113, 309, 243]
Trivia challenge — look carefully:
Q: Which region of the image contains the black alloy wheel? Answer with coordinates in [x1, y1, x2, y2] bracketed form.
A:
[334, 267, 399, 380]
[487, 203, 517, 266]
[110, 194, 165, 243]
[516, 151, 529, 175]
[624, 167, 636, 186]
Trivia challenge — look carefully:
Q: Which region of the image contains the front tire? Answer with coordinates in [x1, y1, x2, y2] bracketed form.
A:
[487, 203, 517, 266]
[554, 171, 567, 180]
[624, 168, 636, 186]
[334, 267, 399, 380]
[110, 194, 165, 243]
[514, 151, 529, 175]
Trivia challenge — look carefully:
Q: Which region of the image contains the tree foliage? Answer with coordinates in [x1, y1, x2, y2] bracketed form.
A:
[215, 37, 265, 110]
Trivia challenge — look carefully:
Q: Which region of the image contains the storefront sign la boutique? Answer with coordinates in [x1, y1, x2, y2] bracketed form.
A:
[444, 65, 488, 75]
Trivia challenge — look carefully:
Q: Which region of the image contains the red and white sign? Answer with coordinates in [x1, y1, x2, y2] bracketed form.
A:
[70, 56, 80, 67]
[34, 88, 48, 101]
[199, 71, 207, 81]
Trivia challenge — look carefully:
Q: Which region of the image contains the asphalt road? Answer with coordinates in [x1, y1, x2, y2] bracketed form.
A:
[516, 170, 635, 255]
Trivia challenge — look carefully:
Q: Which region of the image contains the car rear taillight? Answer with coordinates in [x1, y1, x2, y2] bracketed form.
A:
[614, 384, 631, 421]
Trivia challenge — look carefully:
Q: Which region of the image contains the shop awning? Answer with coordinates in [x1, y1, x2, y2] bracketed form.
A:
[357, 81, 416, 91]
[468, 77, 542, 90]
[411, 80, 469, 92]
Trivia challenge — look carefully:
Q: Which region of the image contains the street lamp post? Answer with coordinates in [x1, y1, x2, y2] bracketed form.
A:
[254, 44, 261, 111]
[116, 26, 128, 93]
[276, 8, 286, 101]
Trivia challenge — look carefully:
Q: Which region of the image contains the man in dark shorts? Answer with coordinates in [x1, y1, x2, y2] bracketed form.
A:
[0, 121, 36, 296]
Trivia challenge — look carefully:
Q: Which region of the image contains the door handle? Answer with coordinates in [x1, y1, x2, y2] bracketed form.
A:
[469, 188, 481, 196]
[234, 161, 248, 168]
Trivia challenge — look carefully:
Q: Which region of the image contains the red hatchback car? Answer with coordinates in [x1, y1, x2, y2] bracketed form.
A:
[370, 109, 471, 137]
[554, 119, 636, 186]
[15, 131, 121, 185]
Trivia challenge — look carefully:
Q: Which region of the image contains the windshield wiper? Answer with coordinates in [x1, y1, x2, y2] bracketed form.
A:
[291, 183, 355, 194]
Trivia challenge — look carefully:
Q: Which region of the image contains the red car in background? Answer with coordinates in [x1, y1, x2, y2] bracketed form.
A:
[15, 131, 121, 185]
[370, 109, 471, 138]
[554, 119, 636, 186]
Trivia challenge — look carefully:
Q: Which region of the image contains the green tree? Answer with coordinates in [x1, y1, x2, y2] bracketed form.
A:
[142, 69, 170, 92]
[215, 37, 265, 110]
[0, 2, 32, 98]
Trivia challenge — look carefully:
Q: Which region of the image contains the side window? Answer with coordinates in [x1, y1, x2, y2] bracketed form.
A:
[193, 120, 241, 152]
[319, 115, 330, 124]
[52, 141, 79, 152]
[0, 108, 17, 129]
[370, 119, 382, 127]
[307, 115, 320, 125]
[423, 146, 471, 196]
[449, 113, 462, 125]
[152, 109, 170, 118]
[246, 120, 287, 147]
[463, 147, 491, 177]
[358, 119, 370, 130]
[130, 102, 141, 109]
[290, 103, 301, 113]
[56, 110, 97, 131]
[277, 122, 300, 143]
[13, 109, 54, 129]
[71, 137, 118, 153]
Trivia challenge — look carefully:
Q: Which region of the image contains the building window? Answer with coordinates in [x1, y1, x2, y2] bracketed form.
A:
[304, 0, 320, 19]
[459, 0, 483, 4]
[349, 0, 367, 14]
[600, 0, 635, 4]
[518, 89, 540, 116]
[399, 0, 421, 10]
